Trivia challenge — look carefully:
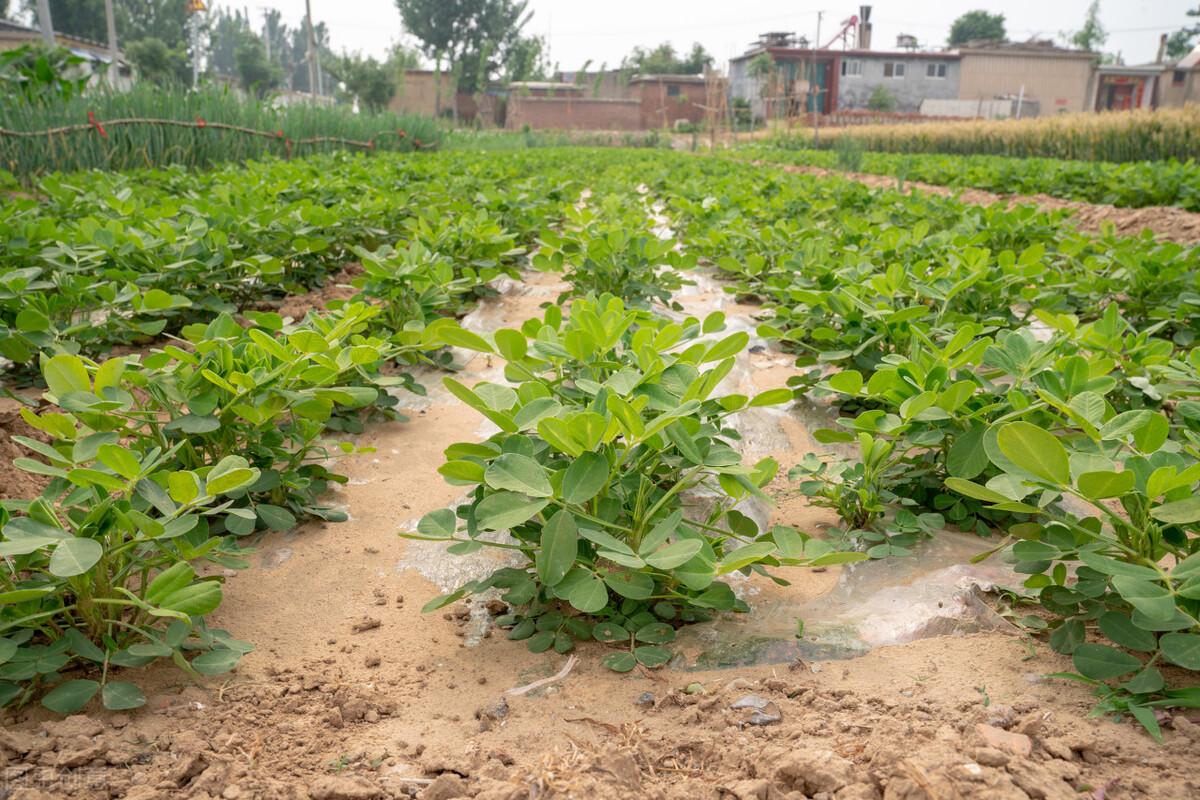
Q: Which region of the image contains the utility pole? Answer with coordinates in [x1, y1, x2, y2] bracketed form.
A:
[103, 0, 119, 86]
[812, 11, 823, 147]
[188, 0, 206, 89]
[35, 0, 55, 46]
[305, 0, 322, 99]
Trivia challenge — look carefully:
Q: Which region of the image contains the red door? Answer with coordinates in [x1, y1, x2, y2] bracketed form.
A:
[1107, 83, 1134, 111]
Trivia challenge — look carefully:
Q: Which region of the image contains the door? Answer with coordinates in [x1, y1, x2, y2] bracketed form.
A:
[1106, 83, 1134, 111]
[804, 61, 830, 113]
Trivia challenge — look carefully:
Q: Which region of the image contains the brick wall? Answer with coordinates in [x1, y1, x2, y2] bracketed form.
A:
[389, 71, 455, 118]
[633, 79, 710, 128]
[506, 96, 643, 130]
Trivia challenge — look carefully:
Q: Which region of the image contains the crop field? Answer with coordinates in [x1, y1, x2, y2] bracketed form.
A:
[783, 106, 1200, 162]
[736, 146, 1200, 211]
[1, 145, 1199, 798]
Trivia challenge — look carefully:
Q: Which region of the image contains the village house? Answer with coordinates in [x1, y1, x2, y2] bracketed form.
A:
[0, 19, 132, 90]
[1158, 45, 1200, 107]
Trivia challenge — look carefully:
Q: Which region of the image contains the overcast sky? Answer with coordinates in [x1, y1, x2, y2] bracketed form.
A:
[215, 1, 1198, 68]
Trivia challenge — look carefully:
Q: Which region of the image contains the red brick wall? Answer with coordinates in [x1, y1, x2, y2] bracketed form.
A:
[506, 96, 643, 130]
[634, 80, 709, 128]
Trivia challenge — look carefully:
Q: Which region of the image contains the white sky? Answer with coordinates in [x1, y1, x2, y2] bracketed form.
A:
[215, 1, 1198, 68]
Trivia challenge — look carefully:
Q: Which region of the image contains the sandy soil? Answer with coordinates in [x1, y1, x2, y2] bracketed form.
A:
[274, 264, 365, 321]
[0, 400, 49, 502]
[3, 269, 1198, 800]
[752, 161, 1200, 245]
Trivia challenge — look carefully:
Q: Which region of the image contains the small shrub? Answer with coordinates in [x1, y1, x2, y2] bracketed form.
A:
[406, 296, 865, 669]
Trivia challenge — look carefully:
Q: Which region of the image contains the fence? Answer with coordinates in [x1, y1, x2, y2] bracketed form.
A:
[0, 88, 442, 179]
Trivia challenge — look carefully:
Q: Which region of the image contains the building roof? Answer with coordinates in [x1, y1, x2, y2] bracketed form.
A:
[958, 39, 1097, 59]
[508, 81, 582, 91]
[628, 74, 709, 84]
[0, 19, 127, 63]
[1097, 63, 1165, 76]
[1177, 45, 1200, 70]
[732, 46, 959, 64]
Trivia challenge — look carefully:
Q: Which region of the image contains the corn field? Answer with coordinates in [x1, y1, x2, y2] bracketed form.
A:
[0, 84, 443, 178]
[778, 107, 1200, 163]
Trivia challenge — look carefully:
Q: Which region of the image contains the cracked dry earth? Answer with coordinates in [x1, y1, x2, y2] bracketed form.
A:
[2, 271, 1200, 800]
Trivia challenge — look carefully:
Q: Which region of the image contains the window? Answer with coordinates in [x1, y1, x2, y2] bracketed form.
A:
[926, 62, 947, 79]
[667, 84, 682, 97]
[883, 62, 906, 79]
[1174, 70, 1186, 86]
[841, 59, 863, 78]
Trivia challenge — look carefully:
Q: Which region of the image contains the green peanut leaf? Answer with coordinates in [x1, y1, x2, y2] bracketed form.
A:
[485, 453, 553, 498]
[1076, 470, 1134, 501]
[602, 652, 637, 672]
[996, 422, 1069, 485]
[1160, 633, 1200, 670]
[536, 510, 579, 587]
[474, 491, 548, 531]
[947, 425, 989, 480]
[826, 370, 863, 395]
[562, 451, 609, 505]
[635, 623, 676, 644]
[102, 681, 147, 711]
[644, 539, 703, 570]
[49, 538, 103, 578]
[43, 354, 90, 398]
[41, 679, 99, 714]
[1152, 497, 1200, 525]
[206, 456, 257, 495]
[417, 508, 456, 538]
[567, 574, 608, 614]
[593, 622, 629, 642]
[1112, 577, 1176, 622]
[633, 646, 671, 668]
[716, 542, 776, 574]
[1072, 643, 1143, 681]
[1097, 612, 1157, 653]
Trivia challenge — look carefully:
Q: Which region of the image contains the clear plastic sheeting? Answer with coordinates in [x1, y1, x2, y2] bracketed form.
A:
[389, 204, 1020, 661]
[674, 531, 1021, 670]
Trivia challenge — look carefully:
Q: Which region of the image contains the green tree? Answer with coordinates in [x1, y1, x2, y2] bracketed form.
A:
[30, 0, 189, 49]
[117, 0, 189, 51]
[621, 42, 712, 75]
[36, 0, 106, 40]
[329, 52, 395, 111]
[867, 85, 896, 111]
[32, 0, 193, 79]
[503, 33, 549, 83]
[125, 36, 189, 85]
[1167, 6, 1200, 59]
[235, 37, 280, 97]
[394, 0, 532, 93]
[387, 42, 423, 71]
[1070, 1, 1107, 52]
[948, 10, 1006, 46]
[208, 7, 256, 78]
[287, 21, 330, 93]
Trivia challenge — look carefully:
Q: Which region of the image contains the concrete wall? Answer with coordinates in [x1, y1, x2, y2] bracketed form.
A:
[959, 51, 1096, 115]
[506, 96, 642, 130]
[728, 58, 766, 120]
[1158, 67, 1200, 107]
[920, 98, 1038, 119]
[837, 56, 960, 112]
[390, 71, 455, 117]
